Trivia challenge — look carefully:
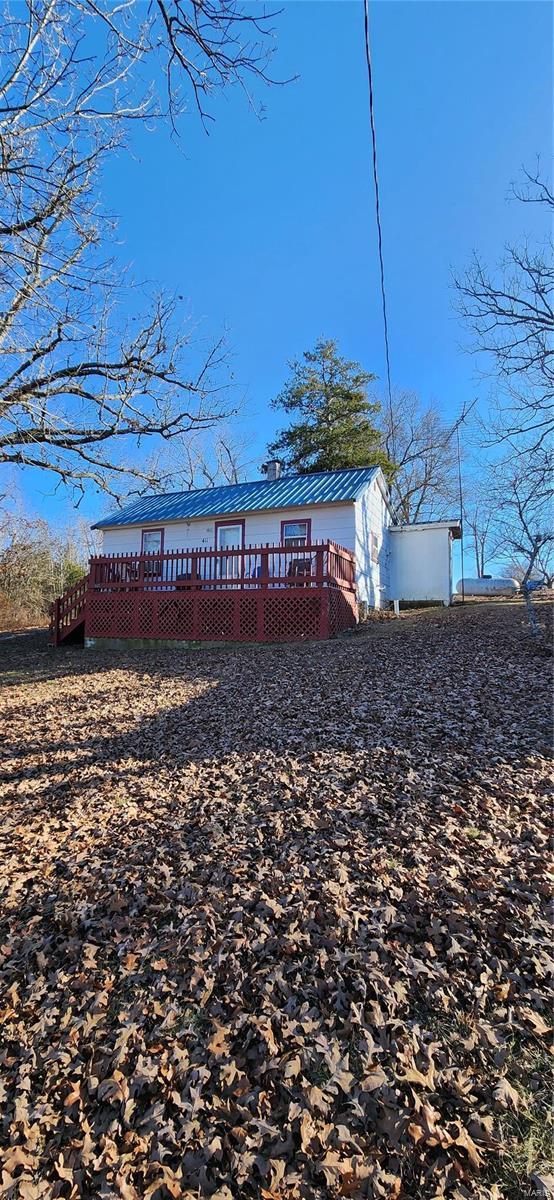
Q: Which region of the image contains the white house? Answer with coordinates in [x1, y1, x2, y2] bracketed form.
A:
[91, 463, 460, 610]
[50, 464, 461, 648]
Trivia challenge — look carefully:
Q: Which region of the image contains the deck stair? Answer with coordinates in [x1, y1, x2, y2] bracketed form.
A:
[49, 575, 88, 646]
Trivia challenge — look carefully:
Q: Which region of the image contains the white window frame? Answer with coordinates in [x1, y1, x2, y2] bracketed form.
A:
[282, 520, 310, 548]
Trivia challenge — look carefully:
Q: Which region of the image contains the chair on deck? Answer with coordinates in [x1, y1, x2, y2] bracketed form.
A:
[287, 557, 313, 586]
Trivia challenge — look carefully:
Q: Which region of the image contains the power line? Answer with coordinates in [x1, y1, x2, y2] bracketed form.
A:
[362, 0, 394, 453]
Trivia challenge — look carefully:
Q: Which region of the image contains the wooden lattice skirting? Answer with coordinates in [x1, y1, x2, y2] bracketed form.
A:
[85, 587, 357, 644]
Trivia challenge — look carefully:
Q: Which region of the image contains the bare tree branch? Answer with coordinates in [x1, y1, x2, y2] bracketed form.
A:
[0, 0, 283, 499]
[511, 160, 554, 208]
[454, 167, 554, 452]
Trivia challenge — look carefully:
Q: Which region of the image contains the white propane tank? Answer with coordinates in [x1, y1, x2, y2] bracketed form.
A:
[456, 577, 520, 596]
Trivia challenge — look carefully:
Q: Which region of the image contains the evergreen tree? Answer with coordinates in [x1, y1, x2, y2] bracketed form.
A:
[267, 340, 393, 475]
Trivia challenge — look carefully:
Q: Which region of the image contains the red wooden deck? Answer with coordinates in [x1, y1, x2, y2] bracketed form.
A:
[50, 541, 358, 646]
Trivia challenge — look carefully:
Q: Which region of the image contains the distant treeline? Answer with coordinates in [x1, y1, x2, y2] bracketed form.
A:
[0, 513, 92, 628]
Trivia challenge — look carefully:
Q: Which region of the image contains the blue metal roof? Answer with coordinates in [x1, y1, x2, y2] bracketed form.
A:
[92, 466, 379, 529]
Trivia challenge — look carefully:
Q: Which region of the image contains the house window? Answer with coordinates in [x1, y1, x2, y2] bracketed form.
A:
[141, 529, 163, 555]
[281, 520, 311, 547]
[370, 531, 379, 563]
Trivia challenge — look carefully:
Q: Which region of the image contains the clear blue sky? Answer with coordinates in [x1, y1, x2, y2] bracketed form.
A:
[16, 0, 552, 549]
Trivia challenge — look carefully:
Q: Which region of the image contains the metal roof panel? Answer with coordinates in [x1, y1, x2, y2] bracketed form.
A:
[92, 466, 379, 528]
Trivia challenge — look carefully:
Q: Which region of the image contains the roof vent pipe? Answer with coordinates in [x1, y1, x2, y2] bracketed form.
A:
[262, 459, 282, 481]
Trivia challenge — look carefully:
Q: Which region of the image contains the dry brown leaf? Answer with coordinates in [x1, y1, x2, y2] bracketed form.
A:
[493, 1077, 524, 1111]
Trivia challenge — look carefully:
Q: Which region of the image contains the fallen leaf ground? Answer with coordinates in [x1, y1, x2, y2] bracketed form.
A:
[0, 602, 552, 1200]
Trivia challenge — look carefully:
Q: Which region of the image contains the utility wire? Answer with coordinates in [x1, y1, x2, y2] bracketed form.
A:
[363, 0, 395, 457]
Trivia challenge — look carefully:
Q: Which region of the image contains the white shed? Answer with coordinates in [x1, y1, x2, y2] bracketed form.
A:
[388, 520, 462, 607]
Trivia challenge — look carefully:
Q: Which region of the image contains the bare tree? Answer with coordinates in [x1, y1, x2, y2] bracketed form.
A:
[454, 167, 553, 454]
[463, 485, 505, 578]
[377, 390, 460, 522]
[493, 451, 553, 588]
[0, 1, 282, 500]
[192, 432, 250, 486]
[158, 425, 253, 491]
[71, 515, 102, 562]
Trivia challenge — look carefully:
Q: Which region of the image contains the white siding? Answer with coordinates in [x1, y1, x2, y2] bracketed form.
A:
[354, 479, 391, 609]
[99, 503, 357, 557]
[389, 526, 453, 605]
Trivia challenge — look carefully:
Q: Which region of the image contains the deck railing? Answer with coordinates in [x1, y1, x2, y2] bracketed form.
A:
[88, 540, 356, 594]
